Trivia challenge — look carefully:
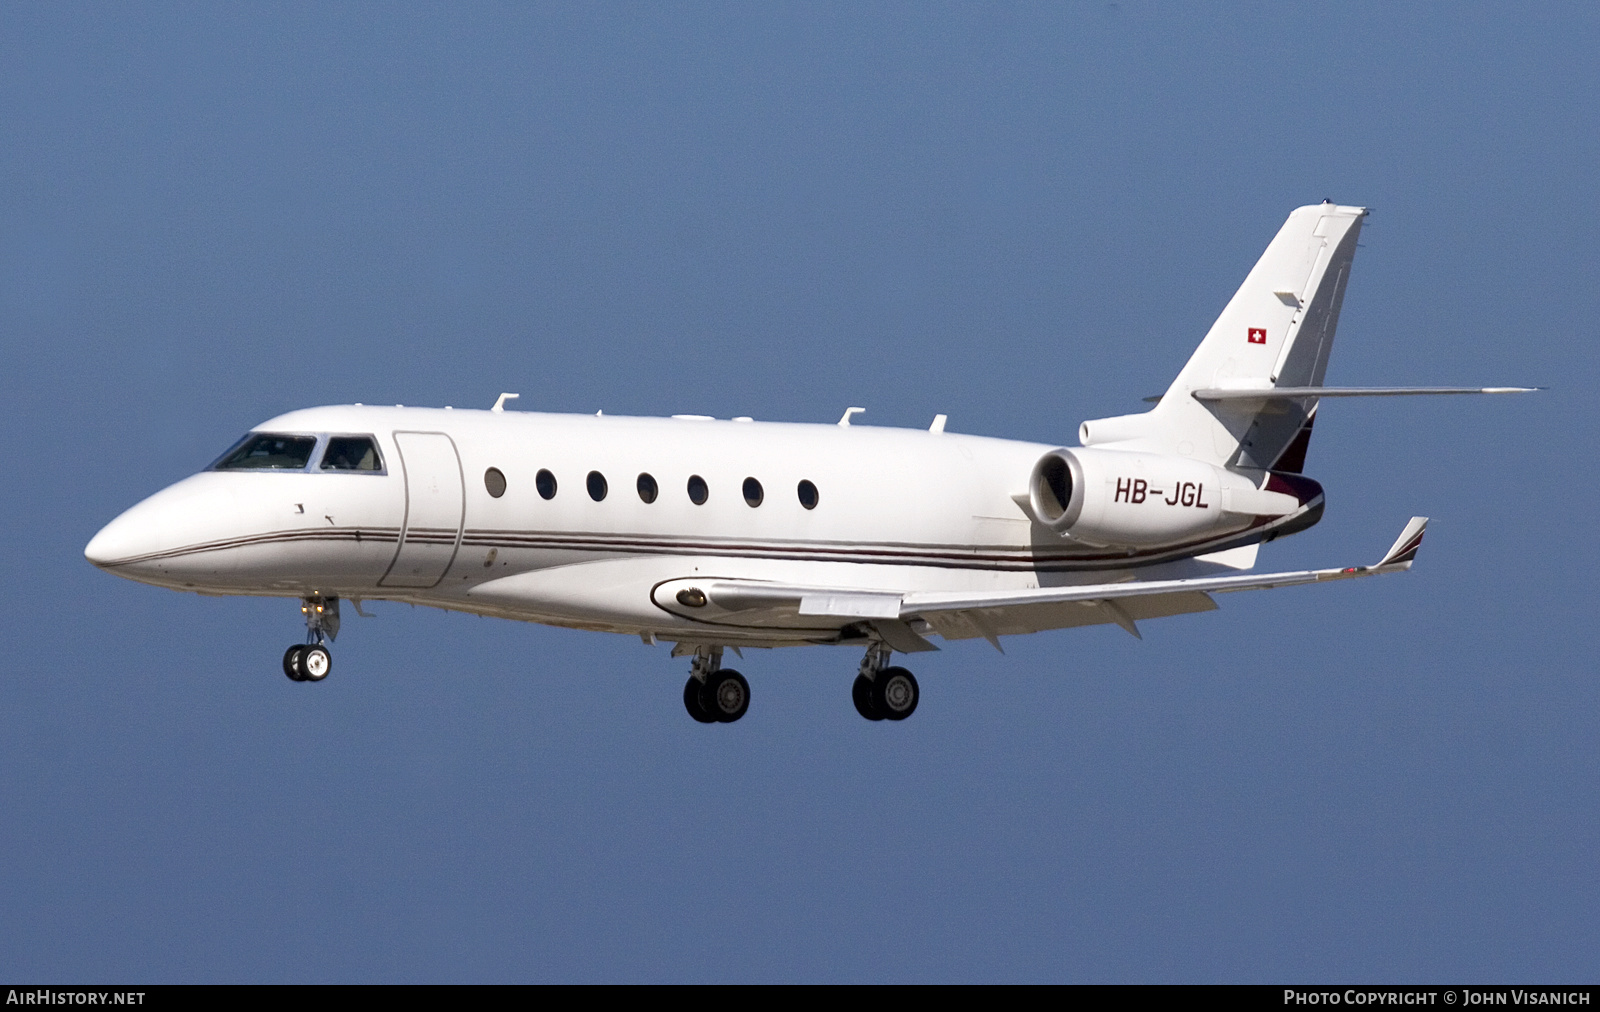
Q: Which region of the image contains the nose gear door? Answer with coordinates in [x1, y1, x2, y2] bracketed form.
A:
[379, 431, 465, 589]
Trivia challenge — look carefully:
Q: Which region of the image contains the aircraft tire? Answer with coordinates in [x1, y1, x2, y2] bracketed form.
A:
[852, 675, 883, 721]
[283, 645, 307, 681]
[300, 644, 332, 682]
[704, 669, 750, 723]
[872, 667, 919, 721]
[683, 677, 716, 723]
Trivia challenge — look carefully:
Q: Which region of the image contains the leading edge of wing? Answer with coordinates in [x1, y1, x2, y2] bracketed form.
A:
[896, 517, 1429, 617]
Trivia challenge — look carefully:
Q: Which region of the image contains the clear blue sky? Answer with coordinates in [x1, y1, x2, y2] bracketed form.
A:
[2, 3, 1595, 982]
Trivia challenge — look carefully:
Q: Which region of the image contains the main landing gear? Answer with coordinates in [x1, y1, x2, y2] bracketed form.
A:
[676, 642, 920, 723]
[852, 643, 919, 721]
[284, 596, 339, 683]
[682, 646, 750, 724]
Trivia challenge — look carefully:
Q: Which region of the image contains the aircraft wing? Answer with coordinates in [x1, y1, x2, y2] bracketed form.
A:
[679, 518, 1428, 651]
[900, 517, 1427, 645]
[902, 516, 1428, 616]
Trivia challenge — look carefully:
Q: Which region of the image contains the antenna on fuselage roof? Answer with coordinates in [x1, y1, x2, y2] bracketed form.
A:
[491, 392, 520, 413]
[838, 407, 865, 427]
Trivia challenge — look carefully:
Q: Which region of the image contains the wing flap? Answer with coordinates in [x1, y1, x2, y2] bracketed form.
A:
[921, 591, 1219, 641]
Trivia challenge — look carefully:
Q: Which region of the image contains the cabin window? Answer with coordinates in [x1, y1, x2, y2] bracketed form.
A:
[320, 436, 383, 472]
[213, 433, 318, 471]
[483, 467, 507, 498]
[797, 479, 819, 510]
[587, 471, 608, 501]
[742, 477, 763, 507]
[687, 474, 708, 505]
[536, 469, 557, 500]
[637, 473, 658, 503]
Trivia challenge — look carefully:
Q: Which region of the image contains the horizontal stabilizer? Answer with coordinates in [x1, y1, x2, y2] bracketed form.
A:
[1192, 385, 1539, 401]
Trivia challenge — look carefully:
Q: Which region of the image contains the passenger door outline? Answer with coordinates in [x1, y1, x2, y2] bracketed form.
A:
[379, 431, 466, 589]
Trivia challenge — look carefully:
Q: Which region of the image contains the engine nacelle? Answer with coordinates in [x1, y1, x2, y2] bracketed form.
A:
[1027, 447, 1307, 548]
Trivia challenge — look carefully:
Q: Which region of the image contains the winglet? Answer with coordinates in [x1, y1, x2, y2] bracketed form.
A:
[1375, 517, 1429, 568]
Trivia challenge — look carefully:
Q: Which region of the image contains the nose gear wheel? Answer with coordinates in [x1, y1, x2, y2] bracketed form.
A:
[282, 642, 332, 682]
[300, 644, 332, 681]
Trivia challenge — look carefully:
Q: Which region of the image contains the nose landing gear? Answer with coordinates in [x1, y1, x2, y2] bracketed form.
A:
[853, 643, 918, 721]
[681, 646, 749, 723]
[283, 596, 339, 683]
[283, 643, 332, 682]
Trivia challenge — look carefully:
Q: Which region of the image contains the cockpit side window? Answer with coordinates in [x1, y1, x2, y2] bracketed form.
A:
[213, 433, 318, 471]
[320, 435, 383, 472]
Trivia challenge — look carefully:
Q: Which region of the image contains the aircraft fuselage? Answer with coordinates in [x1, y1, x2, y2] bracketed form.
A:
[87, 405, 1317, 647]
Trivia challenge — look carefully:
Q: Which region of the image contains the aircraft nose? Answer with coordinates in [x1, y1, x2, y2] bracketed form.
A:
[85, 509, 153, 569]
[84, 473, 242, 584]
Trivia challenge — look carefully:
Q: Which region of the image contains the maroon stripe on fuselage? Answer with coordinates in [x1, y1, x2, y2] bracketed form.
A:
[98, 502, 1321, 575]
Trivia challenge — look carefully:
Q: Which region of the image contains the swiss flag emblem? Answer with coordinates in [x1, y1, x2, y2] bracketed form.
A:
[1247, 327, 1267, 344]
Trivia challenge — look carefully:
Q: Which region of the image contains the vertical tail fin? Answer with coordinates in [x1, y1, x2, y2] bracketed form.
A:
[1080, 202, 1367, 469]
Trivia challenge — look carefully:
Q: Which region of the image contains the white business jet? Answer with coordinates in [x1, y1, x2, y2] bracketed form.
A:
[86, 203, 1530, 724]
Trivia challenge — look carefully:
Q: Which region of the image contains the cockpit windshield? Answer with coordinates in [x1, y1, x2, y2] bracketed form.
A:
[213, 433, 318, 471]
[320, 436, 382, 472]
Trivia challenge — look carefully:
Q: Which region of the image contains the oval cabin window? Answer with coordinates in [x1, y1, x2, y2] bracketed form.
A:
[587, 471, 608, 502]
[484, 467, 507, 498]
[536, 469, 557, 500]
[742, 477, 763, 507]
[797, 480, 819, 510]
[687, 475, 709, 505]
[637, 473, 658, 503]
